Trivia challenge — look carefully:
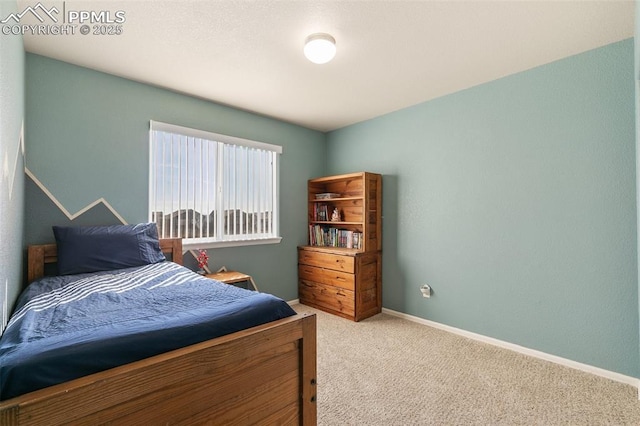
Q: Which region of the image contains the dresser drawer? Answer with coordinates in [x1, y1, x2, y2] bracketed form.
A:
[298, 265, 354, 291]
[298, 250, 355, 273]
[299, 279, 354, 316]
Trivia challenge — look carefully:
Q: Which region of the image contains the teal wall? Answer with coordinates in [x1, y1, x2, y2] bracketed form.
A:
[24, 54, 325, 301]
[0, 0, 25, 330]
[635, 2, 640, 375]
[327, 39, 638, 377]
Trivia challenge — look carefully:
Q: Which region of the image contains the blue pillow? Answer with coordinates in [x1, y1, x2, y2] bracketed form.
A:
[53, 223, 166, 275]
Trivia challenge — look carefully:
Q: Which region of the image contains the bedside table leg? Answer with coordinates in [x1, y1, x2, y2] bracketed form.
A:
[249, 277, 259, 292]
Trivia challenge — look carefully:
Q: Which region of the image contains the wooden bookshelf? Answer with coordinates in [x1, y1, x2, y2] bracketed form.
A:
[298, 172, 382, 321]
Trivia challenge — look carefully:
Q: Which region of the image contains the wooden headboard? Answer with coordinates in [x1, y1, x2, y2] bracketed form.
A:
[27, 238, 183, 283]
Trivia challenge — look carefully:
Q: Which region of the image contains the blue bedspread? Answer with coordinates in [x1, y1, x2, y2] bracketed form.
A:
[0, 262, 296, 401]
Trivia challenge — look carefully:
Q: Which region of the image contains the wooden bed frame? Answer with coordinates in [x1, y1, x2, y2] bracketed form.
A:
[0, 238, 317, 425]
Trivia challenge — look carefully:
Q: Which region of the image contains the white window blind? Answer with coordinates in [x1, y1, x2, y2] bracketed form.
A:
[149, 121, 282, 248]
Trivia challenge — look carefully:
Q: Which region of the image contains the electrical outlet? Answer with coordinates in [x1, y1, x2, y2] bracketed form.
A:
[420, 284, 431, 298]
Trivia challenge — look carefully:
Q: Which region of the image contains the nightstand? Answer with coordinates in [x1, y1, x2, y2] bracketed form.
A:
[205, 271, 258, 291]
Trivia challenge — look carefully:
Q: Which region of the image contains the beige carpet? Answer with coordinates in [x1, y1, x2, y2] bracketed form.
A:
[294, 304, 640, 425]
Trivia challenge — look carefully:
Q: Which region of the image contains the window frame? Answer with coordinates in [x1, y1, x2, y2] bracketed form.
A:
[148, 120, 282, 250]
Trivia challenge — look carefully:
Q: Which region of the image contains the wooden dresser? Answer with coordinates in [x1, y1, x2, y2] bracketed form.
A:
[298, 172, 382, 321]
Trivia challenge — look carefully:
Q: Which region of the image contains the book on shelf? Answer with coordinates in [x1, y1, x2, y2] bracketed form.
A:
[308, 224, 362, 249]
[313, 203, 330, 221]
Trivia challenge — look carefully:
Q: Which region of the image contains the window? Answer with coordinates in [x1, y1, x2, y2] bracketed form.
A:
[149, 121, 282, 249]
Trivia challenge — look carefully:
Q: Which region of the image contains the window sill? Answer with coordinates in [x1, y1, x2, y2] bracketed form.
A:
[182, 237, 282, 251]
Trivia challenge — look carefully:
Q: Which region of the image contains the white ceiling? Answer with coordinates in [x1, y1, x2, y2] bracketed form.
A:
[18, 0, 635, 132]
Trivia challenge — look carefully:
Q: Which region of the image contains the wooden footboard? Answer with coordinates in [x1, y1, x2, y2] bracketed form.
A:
[0, 312, 317, 425]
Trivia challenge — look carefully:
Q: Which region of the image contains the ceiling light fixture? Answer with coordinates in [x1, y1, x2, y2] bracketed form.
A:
[304, 33, 336, 64]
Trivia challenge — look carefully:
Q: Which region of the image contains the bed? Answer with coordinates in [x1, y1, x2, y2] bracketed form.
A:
[0, 227, 317, 425]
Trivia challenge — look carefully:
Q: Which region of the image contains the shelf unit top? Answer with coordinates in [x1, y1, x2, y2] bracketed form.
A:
[306, 171, 381, 253]
[308, 171, 369, 183]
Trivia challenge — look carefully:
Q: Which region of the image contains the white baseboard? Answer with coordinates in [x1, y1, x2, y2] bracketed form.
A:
[288, 299, 300, 306]
[381, 308, 640, 396]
